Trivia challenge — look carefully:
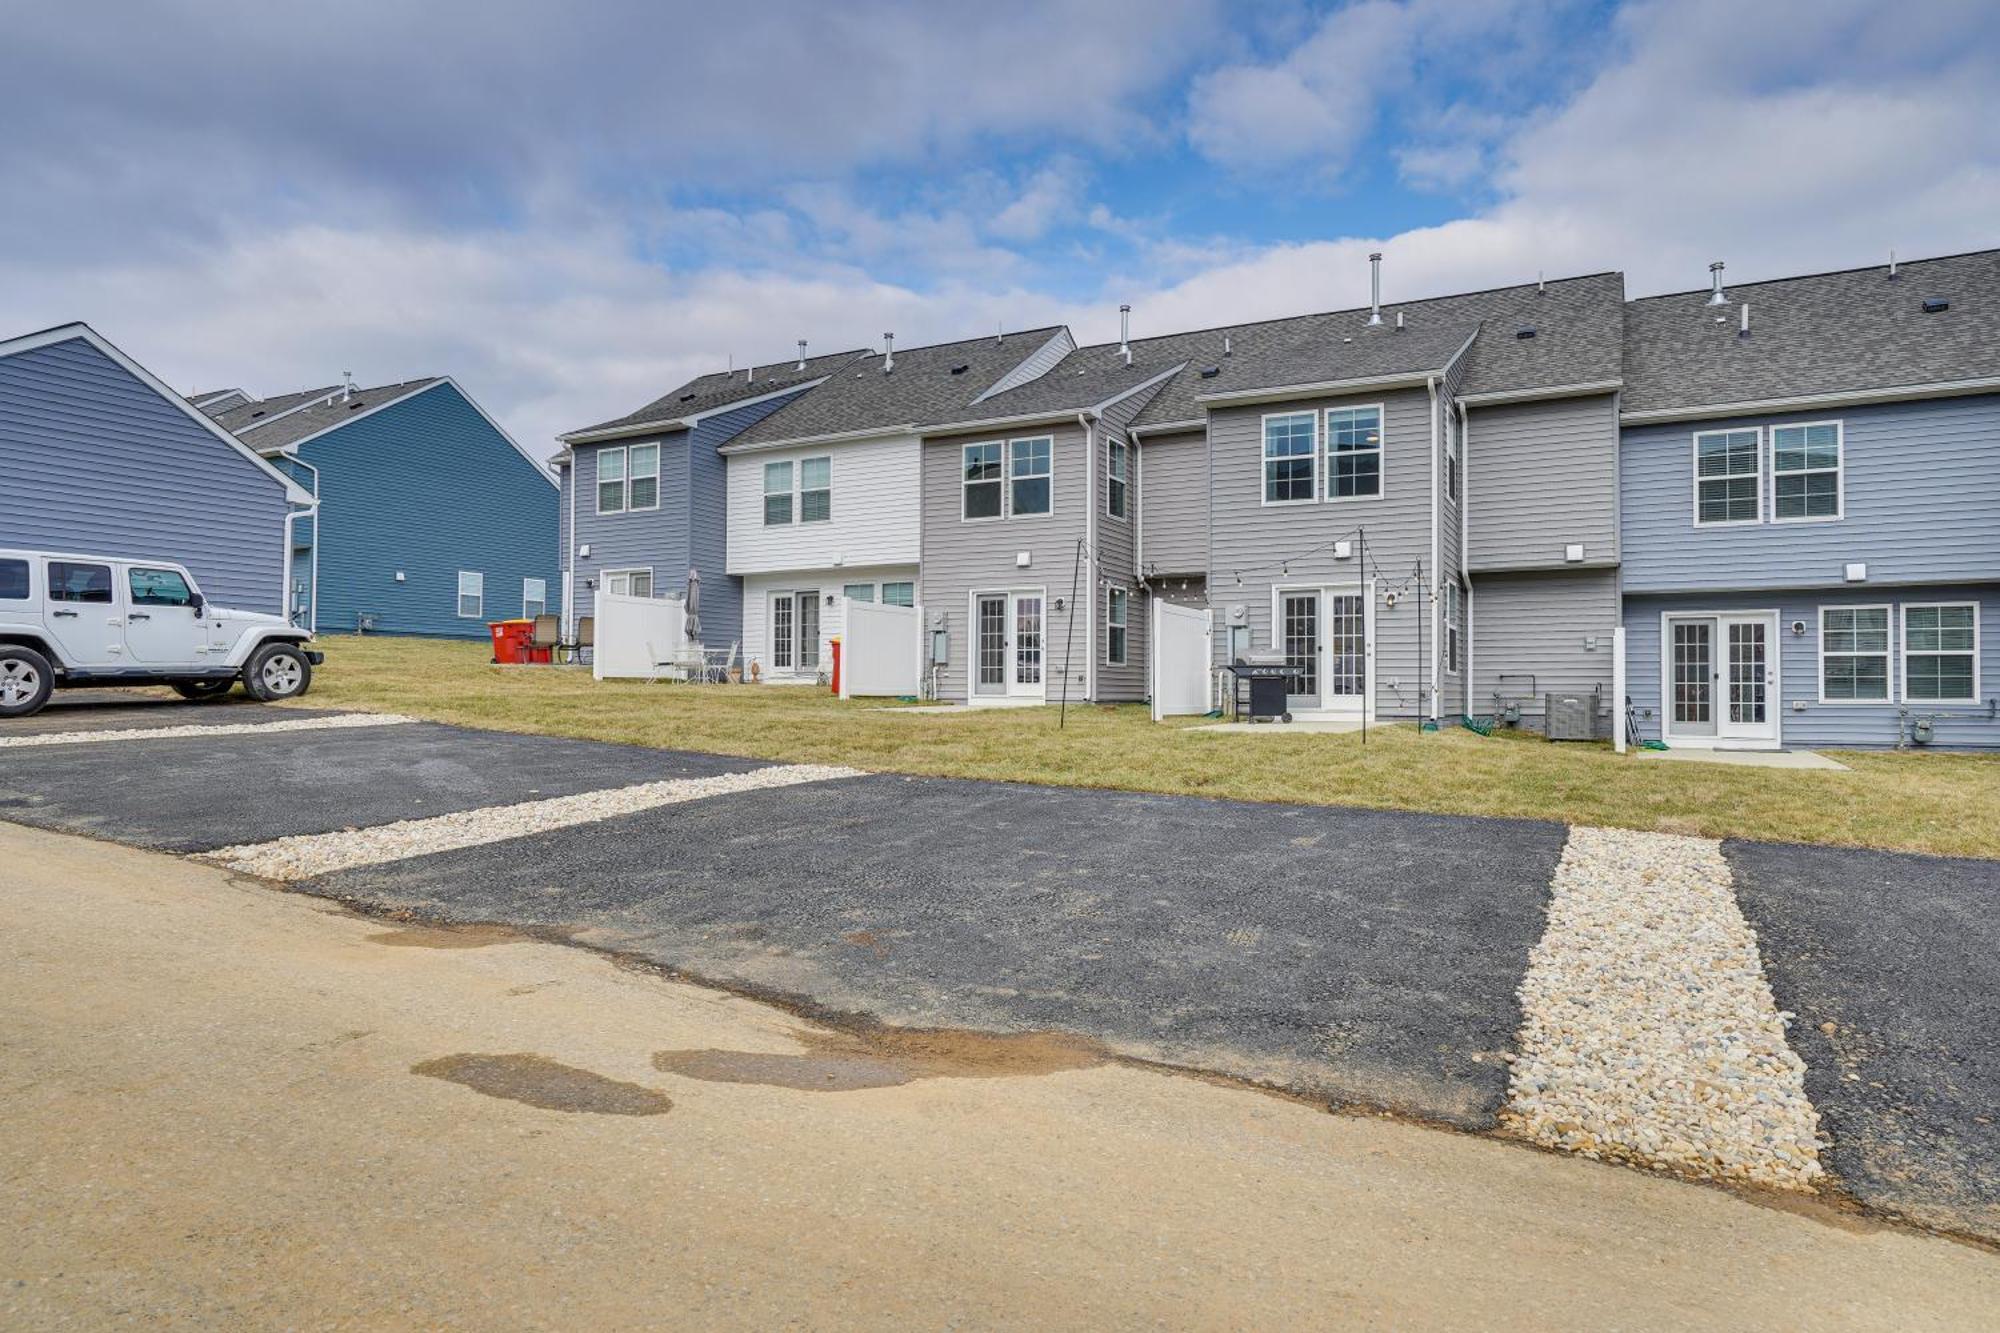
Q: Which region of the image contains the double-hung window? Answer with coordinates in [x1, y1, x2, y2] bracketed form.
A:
[1106, 439, 1129, 519]
[626, 444, 659, 510]
[880, 581, 915, 608]
[1444, 409, 1459, 503]
[1694, 428, 1761, 524]
[763, 461, 794, 525]
[1263, 412, 1316, 503]
[1326, 405, 1382, 499]
[1010, 437, 1052, 516]
[799, 457, 831, 523]
[1444, 581, 1461, 673]
[1903, 604, 1978, 703]
[1820, 606, 1888, 701]
[1772, 422, 1840, 521]
[522, 577, 547, 619]
[1106, 586, 1128, 665]
[456, 571, 483, 618]
[596, 447, 627, 513]
[962, 443, 1003, 519]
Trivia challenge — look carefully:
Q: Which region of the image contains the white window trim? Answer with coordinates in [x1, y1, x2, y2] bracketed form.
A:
[1444, 581, 1461, 675]
[600, 566, 654, 598]
[1105, 584, 1129, 665]
[1770, 419, 1844, 524]
[1106, 437, 1130, 522]
[1900, 602, 1981, 705]
[1259, 410, 1318, 507]
[960, 440, 1005, 523]
[763, 459, 795, 526]
[841, 582, 877, 603]
[880, 581, 916, 608]
[798, 455, 832, 524]
[456, 570, 484, 619]
[522, 577, 548, 619]
[767, 587, 823, 675]
[625, 442, 661, 513]
[1816, 603, 1892, 705]
[1323, 402, 1386, 504]
[594, 445, 628, 515]
[1691, 427, 1764, 528]
[962, 436, 1056, 522]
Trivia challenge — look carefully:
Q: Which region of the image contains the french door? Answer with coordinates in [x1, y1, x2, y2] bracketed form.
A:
[1665, 612, 1777, 745]
[972, 590, 1044, 699]
[769, 590, 820, 674]
[1276, 586, 1371, 716]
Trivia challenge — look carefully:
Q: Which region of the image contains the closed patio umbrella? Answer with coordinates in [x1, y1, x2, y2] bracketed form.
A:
[684, 567, 701, 643]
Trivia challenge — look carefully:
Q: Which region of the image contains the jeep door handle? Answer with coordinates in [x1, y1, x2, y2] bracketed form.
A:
[52, 609, 78, 618]
[128, 612, 151, 621]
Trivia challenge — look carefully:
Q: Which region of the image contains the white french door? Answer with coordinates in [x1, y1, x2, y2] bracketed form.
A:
[1273, 584, 1373, 718]
[971, 590, 1045, 700]
[1664, 612, 1778, 746]
[769, 590, 820, 675]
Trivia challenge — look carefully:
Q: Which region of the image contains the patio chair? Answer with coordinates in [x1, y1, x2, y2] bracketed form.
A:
[530, 614, 559, 662]
[573, 615, 594, 664]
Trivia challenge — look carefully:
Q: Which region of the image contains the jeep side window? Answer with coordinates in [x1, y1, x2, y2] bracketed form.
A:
[0, 558, 27, 600]
[47, 561, 113, 604]
[129, 567, 194, 607]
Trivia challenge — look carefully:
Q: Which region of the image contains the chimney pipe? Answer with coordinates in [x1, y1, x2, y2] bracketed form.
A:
[1367, 252, 1384, 325]
[796, 340, 807, 371]
[1119, 304, 1131, 365]
[342, 371, 354, 401]
[883, 332, 894, 372]
[1395, 310, 1405, 332]
[1888, 249, 1899, 280]
[1707, 260, 1728, 306]
[1223, 334, 1232, 356]
[1739, 303, 1751, 337]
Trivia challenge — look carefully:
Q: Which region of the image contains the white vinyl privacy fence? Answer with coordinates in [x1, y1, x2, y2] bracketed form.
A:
[592, 591, 688, 680]
[838, 597, 924, 698]
[1150, 598, 1213, 721]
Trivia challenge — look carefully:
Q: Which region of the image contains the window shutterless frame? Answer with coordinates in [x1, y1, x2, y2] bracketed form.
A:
[1817, 604, 1891, 703]
[595, 445, 627, 515]
[626, 443, 661, 511]
[1691, 427, 1763, 527]
[1008, 436, 1053, 517]
[1260, 411, 1318, 506]
[1900, 602, 1980, 704]
[763, 460, 795, 526]
[522, 577, 548, 619]
[1770, 420, 1842, 523]
[1323, 403, 1385, 502]
[456, 570, 484, 618]
[1106, 438, 1129, 521]
[962, 437, 1054, 521]
[1105, 585, 1128, 665]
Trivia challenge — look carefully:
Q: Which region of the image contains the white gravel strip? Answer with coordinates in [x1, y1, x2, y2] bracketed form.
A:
[1501, 826, 1825, 1191]
[204, 763, 864, 881]
[0, 712, 415, 749]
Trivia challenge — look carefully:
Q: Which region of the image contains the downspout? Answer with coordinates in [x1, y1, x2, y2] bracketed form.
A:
[1459, 401, 1473, 713]
[1427, 374, 1441, 722]
[564, 454, 577, 639]
[1079, 410, 1096, 703]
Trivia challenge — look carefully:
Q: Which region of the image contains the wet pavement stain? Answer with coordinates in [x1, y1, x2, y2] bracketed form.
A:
[412, 1053, 673, 1115]
[367, 923, 531, 949]
[654, 1026, 1105, 1093]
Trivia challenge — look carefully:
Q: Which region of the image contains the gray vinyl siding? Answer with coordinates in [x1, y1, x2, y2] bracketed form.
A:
[1137, 427, 1207, 576]
[1466, 394, 1619, 572]
[919, 418, 1090, 702]
[1154, 575, 1208, 609]
[0, 335, 289, 613]
[1623, 584, 1999, 749]
[1207, 384, 1438, 720]
[1620, 393, 2000, 594]
[1469, 568, 1620, 735]
[1095, 393, 1149, 701]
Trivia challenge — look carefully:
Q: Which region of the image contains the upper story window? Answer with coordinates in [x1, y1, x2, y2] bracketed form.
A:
[1772, 422, 1841, 521]
[1107, 438, 1129, 519]
[1326, 405, 1383, 499]
[1444, 409, 1459, 503]
[128, 567, 194, 607]
[800, 457, 831, 523]
[1444, 580, 1461, 673]
[1820, 605, 1888, 701]
[966, 438, 1052, 519]
[1105, 585, 1128, 665]
[1262, 412, 1316, 504]
[1693, 428, 1761, 525]
[1010, 437, 1052, 516]
[596, 444, 658, 514]
[763, 460, 794, 525]
[963, 443, 1003, 519]
[1903, 603, 1978, 703]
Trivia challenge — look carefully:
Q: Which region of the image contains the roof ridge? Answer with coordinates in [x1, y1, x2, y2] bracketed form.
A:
[1628, 246, 2000, 303]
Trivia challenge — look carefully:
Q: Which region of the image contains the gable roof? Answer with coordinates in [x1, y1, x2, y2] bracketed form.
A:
[219, 379, 444, 451]
[561, 348, 870, 443]
[727, 327, 1070, 449]
[189, 387, 252, 412]
[0, 322, 313, 505]
[207, 383, 342, 433]
[1622, 248, 2000, 418]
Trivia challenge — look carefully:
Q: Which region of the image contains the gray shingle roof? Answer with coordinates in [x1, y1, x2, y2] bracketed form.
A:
[728, 327, 1069, 448]
[562, 349, 870, 441]
[208, 384, 341, 433]
[1622, 249, 2000, 414]
[224, 379, 443, 451]
[920, 328, 1215, 429]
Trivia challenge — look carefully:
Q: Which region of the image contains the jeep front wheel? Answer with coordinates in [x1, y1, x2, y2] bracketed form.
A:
[244, 643, 313, 702]
[0, 644, 55, 719]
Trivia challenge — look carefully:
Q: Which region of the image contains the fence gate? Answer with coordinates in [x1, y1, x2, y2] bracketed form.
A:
[1150, 598, 1213, 721]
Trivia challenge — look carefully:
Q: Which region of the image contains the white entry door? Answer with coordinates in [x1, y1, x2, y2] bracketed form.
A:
[972, 590, 1044, 700]
[1274, 585, 1372, 717]
[1665, 612, 1778, 746]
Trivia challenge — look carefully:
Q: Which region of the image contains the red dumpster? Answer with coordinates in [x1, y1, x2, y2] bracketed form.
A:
[489, 619, 534, 664]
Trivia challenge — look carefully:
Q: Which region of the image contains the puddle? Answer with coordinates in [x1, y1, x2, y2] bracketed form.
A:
[412, 1053, 672, 1115]
[367, 923, 530, 949]
[654, 1026, 1105, 1093]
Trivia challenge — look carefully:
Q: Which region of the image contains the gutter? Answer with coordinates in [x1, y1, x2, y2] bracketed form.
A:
[1427, 373, 1440, 722]
[1080, 409, 1096, 703]
[281, 452, 321, 633]
[1194, 368, 1439, 407]
[1618, 374, 2000, 424]
[1456, 378, 1623, 408]
[718, 422, 919, 455]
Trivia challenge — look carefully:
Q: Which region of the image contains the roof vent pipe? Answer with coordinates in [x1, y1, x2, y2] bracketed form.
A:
[1739, 303, 1751, 337]
[883, 333, 894, 372]
[1395, 310, 1405, 332]
[796, 340, 807, 371]
[1223, 334, 1232, 356]
[342, 371, 354, 401]
[1119, 304, 1131, 365]
[1367, 252, 1384, 325]
[1888, 249, 1899, 280]
[1707, 260, 1728, 306]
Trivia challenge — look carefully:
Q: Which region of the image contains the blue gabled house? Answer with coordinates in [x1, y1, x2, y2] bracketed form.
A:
[204, 377, 561, 637]
[1, 322, 309, 613]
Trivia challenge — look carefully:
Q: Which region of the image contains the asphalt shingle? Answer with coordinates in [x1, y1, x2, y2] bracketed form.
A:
[223, 379, 443, 451]
[562, 349, 870, 441]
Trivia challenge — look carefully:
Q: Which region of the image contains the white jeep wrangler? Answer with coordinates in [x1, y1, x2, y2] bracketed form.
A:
[0, 548, 323, 719]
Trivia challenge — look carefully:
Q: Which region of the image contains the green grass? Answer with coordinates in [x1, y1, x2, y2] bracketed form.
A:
[300, 635, 2000, 859]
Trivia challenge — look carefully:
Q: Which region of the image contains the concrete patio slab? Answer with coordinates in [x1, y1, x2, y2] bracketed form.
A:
[1633, 747, 1850, 771]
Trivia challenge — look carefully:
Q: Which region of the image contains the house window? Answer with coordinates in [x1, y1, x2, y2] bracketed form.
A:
[1107, 438, 1129, 519]
[962, 442, 1003, 519]
[1263, 412, 1316, 503]
[1010, 437, 1052, 516]
[1106, 586, 1128, 665]
[523, 577, 547, 619]
[456, 571, 483, 618]
[843, 583, 875, 603]
[881, 581, 915, 608]
[1326, 406, 1383, 499]
[596, 447, 627, 514]
[604, 568, 652, 597]
[1820, 606, 1888, 701]
[1444, 581, 1461, 673]
[1444, 410, 1459, 503]
[1694, 428, 1761, 525]
[763, 461, 794, 525]
[1772, 422, 1841, 521]
[800, 457, 832, 523]
[1903, 604, 1979, 702]
[627, 444, 660, 510]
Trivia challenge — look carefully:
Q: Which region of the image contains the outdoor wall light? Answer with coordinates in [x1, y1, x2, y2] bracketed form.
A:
[1053, 597, 1066, 612]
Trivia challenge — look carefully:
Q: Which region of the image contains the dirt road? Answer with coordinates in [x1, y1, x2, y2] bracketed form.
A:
[3, 822, 1996, 1330]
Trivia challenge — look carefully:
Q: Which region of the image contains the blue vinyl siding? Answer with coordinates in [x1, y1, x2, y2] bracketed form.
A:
[297, 382, 559, 638]
[567, 390, 806, 648]
[1623, 584, 1999, 749]
[1621, 394, 2000, 594]
[0, 335, 290, 612]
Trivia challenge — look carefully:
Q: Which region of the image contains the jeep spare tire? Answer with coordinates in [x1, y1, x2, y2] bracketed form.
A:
[244, 642, 313, 702]
[0, 644, 55, 719]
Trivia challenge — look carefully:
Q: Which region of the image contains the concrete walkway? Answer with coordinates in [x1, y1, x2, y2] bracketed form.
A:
[1635, 747, 1850, 771]
[7, 822, 1997, 1330]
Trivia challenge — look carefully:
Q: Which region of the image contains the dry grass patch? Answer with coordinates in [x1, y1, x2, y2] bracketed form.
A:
[295, 636, 1999, 859]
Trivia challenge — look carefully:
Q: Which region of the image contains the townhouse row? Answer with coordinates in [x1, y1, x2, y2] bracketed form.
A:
[552, 248, 2000, 749]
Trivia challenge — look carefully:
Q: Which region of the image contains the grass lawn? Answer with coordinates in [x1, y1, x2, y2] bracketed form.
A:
[301, 635, 2000, 859]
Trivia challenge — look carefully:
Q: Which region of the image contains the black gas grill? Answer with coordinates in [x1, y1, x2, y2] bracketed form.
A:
[1223, 652, 1298, 723]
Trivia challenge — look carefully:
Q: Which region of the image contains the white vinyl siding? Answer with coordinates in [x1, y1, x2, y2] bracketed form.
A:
[1694, 428, 1761, 525]
[1902, 603, 1978, 703]
[1262, 411, 1316, 504]
[1771, 421, 1841, 522]
[456, 570, 483, 619]
[1325, 404, 1383, 499]
[727, 433, 920, 578]
[522, 577, 547, 619]
[1819, 605, 1888, 702]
